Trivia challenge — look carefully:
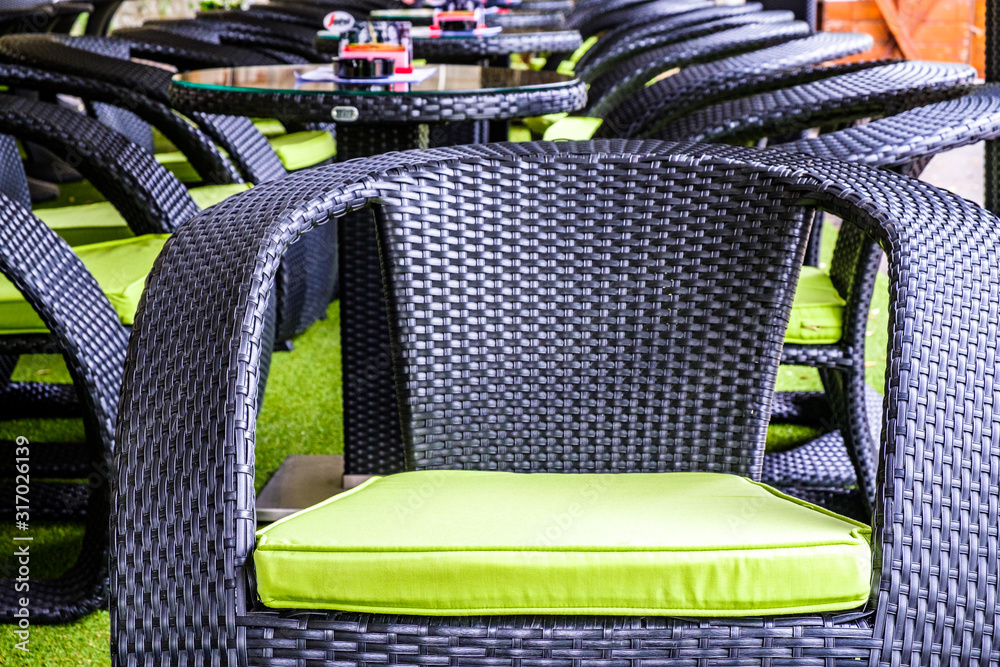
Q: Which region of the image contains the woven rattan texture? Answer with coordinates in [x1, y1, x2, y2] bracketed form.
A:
[987, 2, 999, 213]
[169, 70, 587, 124]
[0, 95, 194, 234]
[0, 133, 28, 207]
[652, 61, 976, 142]
[579, 10, 796, 83]
[0, 34, 336, 339]
[111, 27, 284, 68]
[491, 11, 566, 29]
[376, 156, 808, 475]
[521, 0, 572, 11]
[0, 61, 241, 185]
[587, 22, 813, 116]
[568, 0, 710, 36]
[597, 33, 876, 138]
[653, 89, 1000, 513]
[145, 19, 318, 64]
[575, 4, 764, 73]
[782, 84, 1000, 167]
[0, 34, 290, 185]
[113, 140, 1000, 665]
[0, 194, 128, 623]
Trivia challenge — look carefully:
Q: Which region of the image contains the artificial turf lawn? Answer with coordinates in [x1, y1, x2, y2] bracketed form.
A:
[0, 220, 890, 665]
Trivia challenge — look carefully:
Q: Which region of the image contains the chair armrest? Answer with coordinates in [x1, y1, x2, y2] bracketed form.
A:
[0, 191, 127, 451]
[0, 62, 242, 185]
[0, 94, 196, 234]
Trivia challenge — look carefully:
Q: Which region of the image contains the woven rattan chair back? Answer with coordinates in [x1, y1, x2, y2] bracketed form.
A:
[373, 152, 813, 475]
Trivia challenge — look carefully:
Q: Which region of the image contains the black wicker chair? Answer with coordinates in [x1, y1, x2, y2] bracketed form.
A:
[572, 4, 764, 72]
[0, 60, 242, 186]
[598, 73, 994, 521]
[0, 3, 91, 36]
[0, 189, 129, 623]
[576, 9, 798, 83]
[113, 139, 1000, 665]
[596, 32, 878, 138]
[0, 34, 290, 185]
[585, 21, 814, 114]
[114, 22, 316, 65]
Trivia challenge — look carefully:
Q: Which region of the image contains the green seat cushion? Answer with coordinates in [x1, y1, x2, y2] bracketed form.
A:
[188, 183, 254, 209]
[35, 201, 139, 247]
[508, 123, 533, 142]
[253, 118, 287, 137]
[0, 234, 170, 333]
[786, 266, 846, 345]
[157, 131, 335, 180]
[155, 150, 202, 184]
[522, 112, 569, 136]
[543, 116, 604, 141]
[34, 183, 251, 247]
[255, 470, 872, 616]
[268, 130, 337, 171]
[557, 34, 599, 75]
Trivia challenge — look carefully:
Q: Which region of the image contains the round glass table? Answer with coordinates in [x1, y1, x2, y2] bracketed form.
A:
[314, 26, 582, 65]
[170, 64, 583, 143]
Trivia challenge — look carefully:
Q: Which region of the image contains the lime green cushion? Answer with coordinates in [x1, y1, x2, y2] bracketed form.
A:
[188, 183, 254, 209]
[255, 470, 872, 616]
[558, 34, 599, 75]
[786, 266, 846, 345]
[34, 183, 251, 247]
[253, 118, 287, 137]
[522, 112, 569, 136]
[508, 123, 533, 142]
[0, 234, 170, 333]
[35, 202, 140, 247]
[268, 131, 337, 171]
[157, 131, 335, 180]
[155, 150, 202, 184]
[543, 116, 604, 141]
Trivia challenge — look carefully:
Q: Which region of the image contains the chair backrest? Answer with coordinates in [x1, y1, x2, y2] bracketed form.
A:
[370, 149, 814, 476]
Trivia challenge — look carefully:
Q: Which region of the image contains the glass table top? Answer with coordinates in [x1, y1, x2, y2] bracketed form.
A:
[172, 63, 578, 96]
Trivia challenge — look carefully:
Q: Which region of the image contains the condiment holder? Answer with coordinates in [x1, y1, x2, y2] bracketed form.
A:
[335, 21, 413, 79]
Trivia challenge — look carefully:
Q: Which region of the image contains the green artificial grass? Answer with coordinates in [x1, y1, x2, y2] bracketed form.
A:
[0, 218, 891, 665]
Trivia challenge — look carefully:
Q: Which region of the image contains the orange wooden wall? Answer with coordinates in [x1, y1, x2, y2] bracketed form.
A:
[821, 0, 986, 75]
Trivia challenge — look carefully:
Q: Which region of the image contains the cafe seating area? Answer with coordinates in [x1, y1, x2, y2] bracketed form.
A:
[3, 0, 1000, 665]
